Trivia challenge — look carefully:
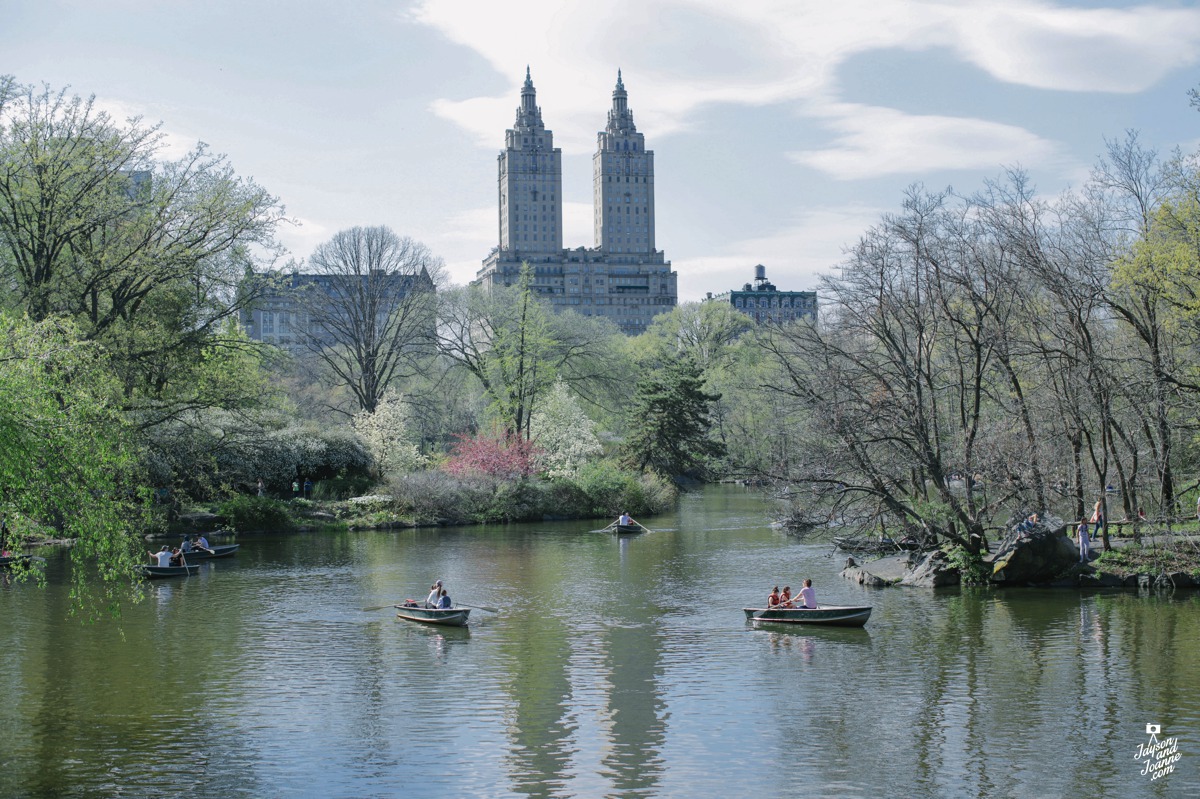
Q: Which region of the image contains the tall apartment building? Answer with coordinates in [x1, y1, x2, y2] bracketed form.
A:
[475, 69, 677, 335]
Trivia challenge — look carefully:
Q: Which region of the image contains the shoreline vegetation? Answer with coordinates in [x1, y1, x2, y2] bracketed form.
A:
[157, 469, 678, 538]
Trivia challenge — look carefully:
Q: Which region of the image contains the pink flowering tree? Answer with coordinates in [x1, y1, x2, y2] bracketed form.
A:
[442, 429, 544, 480]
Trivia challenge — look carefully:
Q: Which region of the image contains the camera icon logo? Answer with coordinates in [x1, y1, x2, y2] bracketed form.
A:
[1146, 724, 1161, 735]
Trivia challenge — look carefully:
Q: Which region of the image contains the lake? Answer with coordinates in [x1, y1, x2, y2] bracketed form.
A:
[1, 485, 1197, 798]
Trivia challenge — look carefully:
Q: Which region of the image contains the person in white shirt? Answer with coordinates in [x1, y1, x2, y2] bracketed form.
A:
[149, 546, 173, 567]
[425, 580, 443, 608]
[797, 578, 817, 609]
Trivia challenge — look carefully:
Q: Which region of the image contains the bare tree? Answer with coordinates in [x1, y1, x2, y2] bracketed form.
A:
[300, 226, 442, 414]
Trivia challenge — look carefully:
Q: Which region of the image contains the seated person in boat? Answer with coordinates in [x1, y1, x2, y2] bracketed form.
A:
[767, 586, 781, 608]
[618, 512, 634, 527]
[191, 534, 215, 555]
[425, 580, 443, 608]
[797, 578, 817, 609]
[180, 536, 194, 555]
[149, 546, 174, 567]
[779, 586, 794, 607]
[169, 547, 188, 566]
[437, 588, 452, 609]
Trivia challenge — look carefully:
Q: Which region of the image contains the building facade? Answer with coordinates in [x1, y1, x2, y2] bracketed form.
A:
[705, 265, 817, 325]
[241, 269, 433, 350]
[475, 69, 677, 335]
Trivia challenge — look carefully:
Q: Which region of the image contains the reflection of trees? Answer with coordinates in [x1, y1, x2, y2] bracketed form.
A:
[598, 623, 667, 795]
[494, 553, 576, 798]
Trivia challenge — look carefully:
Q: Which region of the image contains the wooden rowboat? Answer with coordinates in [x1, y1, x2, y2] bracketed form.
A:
[181, 544, 239, 560]
[394, 604, 471, 627]
[613, 524, 643, 535]
[744, 605, 872, 627]
[141, 564, 201, 579]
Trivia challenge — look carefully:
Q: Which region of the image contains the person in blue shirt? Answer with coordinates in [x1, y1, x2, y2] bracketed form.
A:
[437, 588, 452, 609]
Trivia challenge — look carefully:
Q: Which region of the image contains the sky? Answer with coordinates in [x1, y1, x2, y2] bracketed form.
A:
[4, 0, 1200, 301]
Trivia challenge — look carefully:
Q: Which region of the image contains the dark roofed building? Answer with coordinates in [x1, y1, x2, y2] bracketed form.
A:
[705, 265, 816, 325]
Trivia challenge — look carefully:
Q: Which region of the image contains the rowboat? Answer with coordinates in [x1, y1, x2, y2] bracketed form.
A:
[744, 605, 872, 627]
[0, 554, 36, 568]
[613, 524, 643, 535]
[394, 604, 471, 627]
[181, 544, 239, 560]
[141, 564, 201, 579]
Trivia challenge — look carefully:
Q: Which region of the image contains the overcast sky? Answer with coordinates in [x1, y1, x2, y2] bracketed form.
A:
[5, 0, 1200, 301]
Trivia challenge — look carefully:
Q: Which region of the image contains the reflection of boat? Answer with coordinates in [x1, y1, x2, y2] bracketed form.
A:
[744, 605, 872, 627]
[142, 564, 201, 579]
[181, 544, 239, 560]
[395, 604, 471, 627]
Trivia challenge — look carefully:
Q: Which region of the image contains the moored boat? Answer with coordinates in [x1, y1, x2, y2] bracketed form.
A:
[181, 544, 239, 560]
[141, 564, 201, 579]
[394, 604, 471, 627]
[0, 554, 36, 568]
[744, 605, 872, 627]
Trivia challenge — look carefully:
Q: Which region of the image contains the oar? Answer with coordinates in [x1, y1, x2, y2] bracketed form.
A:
[362, 601, 409, 612]
[362, 600, 500, 613]
[456, 602, 499, 613]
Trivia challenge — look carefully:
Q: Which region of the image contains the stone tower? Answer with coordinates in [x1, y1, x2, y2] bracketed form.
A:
[497, 67, 563, 256]
[593, 70, 656, 255]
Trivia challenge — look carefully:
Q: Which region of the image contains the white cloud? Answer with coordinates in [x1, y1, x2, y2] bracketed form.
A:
[949, 2, 1200, 93]
[275, 216, 333, 265]
[414, 0, 1200, 160]
[91, 97, 199, 161]
[788, 103, 1062, 179]
[676, 204, 883, 301]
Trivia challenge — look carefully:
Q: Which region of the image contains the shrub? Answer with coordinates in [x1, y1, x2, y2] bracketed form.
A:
[569, 460, 676, 517]
[218, 495, 294, 533]
[945, 544, 990, 586]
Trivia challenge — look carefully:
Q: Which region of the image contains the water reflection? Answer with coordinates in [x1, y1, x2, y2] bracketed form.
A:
[1, 487, 1199, 797]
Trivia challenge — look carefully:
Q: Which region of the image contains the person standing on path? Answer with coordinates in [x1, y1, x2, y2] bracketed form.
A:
[1077, 520, 1091, 563]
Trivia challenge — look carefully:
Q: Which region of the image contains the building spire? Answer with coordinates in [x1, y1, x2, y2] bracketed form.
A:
[607, 68, 634, 134]
[516, 66, 543, 130]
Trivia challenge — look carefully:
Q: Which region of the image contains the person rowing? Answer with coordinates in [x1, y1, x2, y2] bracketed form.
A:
[796, 578, 818, 609]
[617, 511, 637, 528]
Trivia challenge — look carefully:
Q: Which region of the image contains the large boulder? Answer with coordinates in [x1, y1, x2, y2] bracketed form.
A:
[900, 550, 961, 587]
[840, 553, 913, 586]
[990, 517, 1078, 584]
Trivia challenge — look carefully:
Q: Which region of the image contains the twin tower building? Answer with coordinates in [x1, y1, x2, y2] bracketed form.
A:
[474, 69, 677, 334]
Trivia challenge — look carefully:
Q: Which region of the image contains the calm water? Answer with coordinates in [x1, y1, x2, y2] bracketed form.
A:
[1, 485, 1198, 798]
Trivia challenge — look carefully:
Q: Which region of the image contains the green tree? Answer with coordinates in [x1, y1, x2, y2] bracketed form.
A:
[0, 314, 146, 614]
[0, 78, 287, 428]
[621, 357, 724, 477]
[438, 264, 624, 440]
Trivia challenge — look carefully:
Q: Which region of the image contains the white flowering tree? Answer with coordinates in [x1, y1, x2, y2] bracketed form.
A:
[352, 390, 426, 478]
[530, 378, 602, 479]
